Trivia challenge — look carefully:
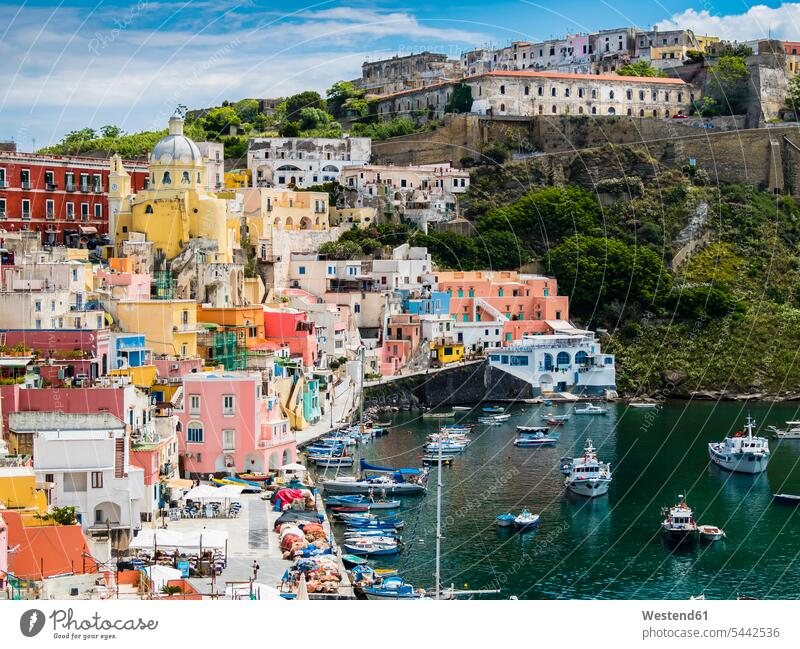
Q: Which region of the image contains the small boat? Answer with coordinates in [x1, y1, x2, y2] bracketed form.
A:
[422, 410, 456, 419]
[768, 421, 800, 439]
[341, 554, 368, 567]
[238, 472, 271, 482]
[478, 413, 511, 423]
[543, 400, 553, 406]
[708, 416, 770, 474]
[326, 495, 402, 510]
[698, 525, 725, 541]
[629, 401, 659, 409]
[541, 413, 570, 422]
[311, 456, 355, 468]
[372, 421, 392, 427]
[514, 509, 540, 529]
[559, 457, 573, 476]
[517, 425, 551, 434]
[330, 505, 370, 513]
[661, 496, 698, 544]
[547, 419, 565, 426]
[211, 476, 262, 492]
[495, 513, 516, 527]
[452, 406, 472, 411]
[514, 428, 559, 447]
[350, 565, 399, 582]
[421, 453, 457, 465]
[361, 576, 424, 600]
[575, 404, 607, 415]
[773, 493, 800, 504]
[343, 540, 400, 556]
[482, 406, 505, 414]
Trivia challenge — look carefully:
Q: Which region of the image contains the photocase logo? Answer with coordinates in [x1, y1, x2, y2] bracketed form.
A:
[20, 609, 45, 637]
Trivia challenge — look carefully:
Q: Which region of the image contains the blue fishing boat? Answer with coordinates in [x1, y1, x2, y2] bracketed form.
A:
[343, 540, 400, 556]
[514, 427, 559, 447]
[514, 509, 540, 529]
[326, 495, 402, 510]
[495, 513, 516, 527]
[361, 576, 424, 599]
[341, 554, 368, 567]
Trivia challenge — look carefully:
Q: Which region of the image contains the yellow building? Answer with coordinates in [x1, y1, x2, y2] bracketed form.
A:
[108, 364, 159, 388]
[225, 169, 250, 189]
[431, 341, 465, 366]
[116, 299, 200, 358]
[330, 206, 378, 229]
[241, 187, 330, 242]
[696, 35, 721, 54]
[0, 467, 48, 521]
[111, 111, 236, 263]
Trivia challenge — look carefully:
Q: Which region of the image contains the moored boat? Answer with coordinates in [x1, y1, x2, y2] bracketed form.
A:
[563, 439, 612, 497]
[773, 493, 800, 504]
[341, 554, 368, 567]
[708, 416, 770, 474]
[661, 496, 698, 544]
[541, 413, 570, 422]
[422, 410, 455, 419]
[361, 576, 425, 600]
[575, 404, 607, 415]
[698, 525, 725, 542]
[495, 513, 516, 527]
[514, 428, 559, 447]
[629, 401, 659, 409]
[768, 421, 800, 439]
[482, 406, 505, 414]
[514, 509, 540, 529]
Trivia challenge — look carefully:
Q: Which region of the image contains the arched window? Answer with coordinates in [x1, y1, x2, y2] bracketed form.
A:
[608, 107, 616, 115]
[556, 351, 570, 366]
[187, 422, 204, 443]
[500, 103, 505, 112]
[551, 87, 556, 97]
[162, 171, 171, 185]
[182, 171, 190, 185]
[524, 85, 530, 96]
[543, 353, 553, 370]
[197, 172, 201, 184]
[591, 89, 597, 99]
[575, 350, 589, 365]
[145, 204, 153, 214]
[609, 90, 615, 100]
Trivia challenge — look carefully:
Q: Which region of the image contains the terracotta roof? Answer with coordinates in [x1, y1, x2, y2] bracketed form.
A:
[377, 69, 686, 100]
[1, 511, 98, 580]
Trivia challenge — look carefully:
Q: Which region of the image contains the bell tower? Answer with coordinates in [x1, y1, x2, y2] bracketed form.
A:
[107, 154, 131, 245]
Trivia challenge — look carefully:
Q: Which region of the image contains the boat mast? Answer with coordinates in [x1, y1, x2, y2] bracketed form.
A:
[358, 346, 365, 432]
[435, 435, 442, 600]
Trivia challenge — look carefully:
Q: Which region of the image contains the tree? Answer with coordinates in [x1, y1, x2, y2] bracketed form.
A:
[684, 50, 705, 65]
[284, 91, 326, 122]
[707, 55, 750, 114]
[445, 82, 473, 113]
[666, 285, 743, 320]
[63, 128, 97, 145]
[99, 125, 123, 138]
[479, 186, 602, 255]
[547, 235, 671, 321]
[297, 107, 341, 135]
[617, 60, 666, 78]
[327, 81, 365, 118]
[233, 98, 261, 123]
[36, 505, 78, 525]
[199, 106, 241, 138]
[787, 74, 800, 115]
[481, 143, 509, 165]
[318, 240, 362, 259]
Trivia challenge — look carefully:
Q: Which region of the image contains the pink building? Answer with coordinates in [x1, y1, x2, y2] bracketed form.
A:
[0, 384, 148, 432]
[433, 271, 569, 344]
[263, 307, 318, 366]
[381, 314, 421, 375]
[0, 514, 7, 591]
[178, 372, 294, 477]
[95, 268, 151, 301]
[0, 329, 110, 381]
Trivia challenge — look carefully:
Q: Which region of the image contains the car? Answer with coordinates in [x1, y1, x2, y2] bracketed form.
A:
[671, 114, 689, 119]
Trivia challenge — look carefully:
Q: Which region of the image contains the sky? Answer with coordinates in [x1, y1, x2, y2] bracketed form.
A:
[1, 0, 799, 149]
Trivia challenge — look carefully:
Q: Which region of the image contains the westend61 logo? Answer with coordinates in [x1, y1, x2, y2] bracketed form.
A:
[19, 608, 159, 640]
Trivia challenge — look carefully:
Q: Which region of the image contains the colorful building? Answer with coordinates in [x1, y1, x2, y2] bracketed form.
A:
[263, 307, 318, 366]
[0, 150, 148, 246]
[116, 299, 200, 358]
[178, 372, 294, 476]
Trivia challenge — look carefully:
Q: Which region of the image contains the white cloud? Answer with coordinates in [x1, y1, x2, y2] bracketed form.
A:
[0, 2, 487, 148]
[655, 3, 800, 42]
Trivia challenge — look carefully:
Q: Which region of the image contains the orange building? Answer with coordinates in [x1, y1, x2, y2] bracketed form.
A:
[197, 304, 266, 350]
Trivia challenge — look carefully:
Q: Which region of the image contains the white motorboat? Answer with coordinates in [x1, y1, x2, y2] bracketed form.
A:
[575, 404, 607, 415]
[698, 525, 725, 542]
[514, 509, 540, 529]
[629, 401, 659, 409]
[661, 496, 698, 544]
[708, 416, 770, 474]
[541, 413, 570, 421]
[478, 413, 511, 424]
[563, 439, 612, 497]
[768, 421, 800, 439]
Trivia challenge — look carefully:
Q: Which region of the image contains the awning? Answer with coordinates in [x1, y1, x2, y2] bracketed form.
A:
[0, 356, 34, 368]
[545, 320, 592, 335]
[79, 226, 98, 235]
[166, 478, 194, 490]
[129, 528, 228, 551]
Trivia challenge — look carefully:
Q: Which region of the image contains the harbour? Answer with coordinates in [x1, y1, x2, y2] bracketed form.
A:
[311, 400, 800, 599]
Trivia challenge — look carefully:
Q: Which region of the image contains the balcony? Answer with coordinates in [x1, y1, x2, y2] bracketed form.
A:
[21, 211, 31, 220]
[45, 182, 58, 191]
[93, 185, 103, 193]
[45, 211, 55, 220]
[79, 184, 90, 193]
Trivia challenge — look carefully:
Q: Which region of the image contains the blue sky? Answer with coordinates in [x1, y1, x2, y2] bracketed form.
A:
[1, 0, 798, 148]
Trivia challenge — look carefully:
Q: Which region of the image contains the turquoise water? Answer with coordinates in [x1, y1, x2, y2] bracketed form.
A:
[317, 401, 800, 599]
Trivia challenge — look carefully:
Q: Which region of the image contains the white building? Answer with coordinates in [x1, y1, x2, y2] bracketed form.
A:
[487, 328, 616, 396]
[196, 141, 225, 191]
[371, 244, 432, 291]
[341, 163, 469, 229]
[21, 412, 145, 547]
[247, 137, 371, 189]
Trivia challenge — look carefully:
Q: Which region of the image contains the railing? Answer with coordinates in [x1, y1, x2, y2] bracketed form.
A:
[21, 211, 30, 220]
[0, 180, 7, 188]
[21, 181, 31, 190]
[45, 182, 57, 191]
[65, 183, 76, 192]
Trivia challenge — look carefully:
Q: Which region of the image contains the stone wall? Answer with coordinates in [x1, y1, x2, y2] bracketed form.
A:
[364, 360, 535, 408]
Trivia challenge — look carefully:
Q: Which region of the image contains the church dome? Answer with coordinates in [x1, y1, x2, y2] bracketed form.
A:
[151, 111, 202, 165]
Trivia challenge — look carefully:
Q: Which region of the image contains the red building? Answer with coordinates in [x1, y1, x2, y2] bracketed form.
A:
[0, 151, 148, 246]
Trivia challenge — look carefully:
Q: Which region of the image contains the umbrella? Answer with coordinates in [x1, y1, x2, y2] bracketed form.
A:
[297, 573, 309, 600]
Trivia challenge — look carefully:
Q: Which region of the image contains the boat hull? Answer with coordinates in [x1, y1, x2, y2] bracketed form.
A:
[566, 478, 611, 498]
[323, 481, 426, 495]
[662, 528, 698, 544]
[708, 446, 770, 474]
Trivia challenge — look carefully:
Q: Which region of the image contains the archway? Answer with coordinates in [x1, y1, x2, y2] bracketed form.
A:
[269, 452, 279, 470]
[282, 449, 291, 465]
[542, 353, 553, 370]
[244, 452, 265, 473]
[556, 351, 570, 367]
[94, 501, 122, 525]
[607, 107, 616, 115]
[539, 373, 554, 392]
[299, 216, 312, 230]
